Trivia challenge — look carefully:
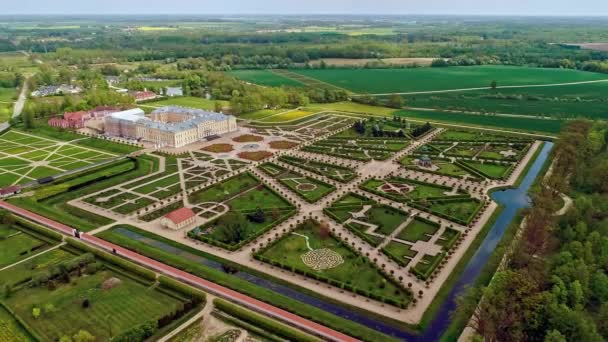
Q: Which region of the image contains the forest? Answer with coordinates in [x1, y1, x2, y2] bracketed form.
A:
[457, 120, 608, 341]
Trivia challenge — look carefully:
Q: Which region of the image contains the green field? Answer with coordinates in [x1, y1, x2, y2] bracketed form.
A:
[292, 66, 607, 94]
[0, 225, 52, 268]
[396, 81, 608, 119]
[395, 110, 563, 134]
[0, 87, 16, 102]
[228, 70, 304, 87]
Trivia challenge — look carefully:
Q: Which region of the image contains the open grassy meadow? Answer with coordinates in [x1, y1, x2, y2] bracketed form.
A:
[228, 70, 304, 87]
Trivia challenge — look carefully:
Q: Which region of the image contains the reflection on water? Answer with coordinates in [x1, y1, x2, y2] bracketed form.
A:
[115, 142, 553, 341]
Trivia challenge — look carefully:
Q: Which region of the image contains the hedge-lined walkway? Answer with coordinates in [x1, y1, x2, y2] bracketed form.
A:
[0, 200, 357, 342]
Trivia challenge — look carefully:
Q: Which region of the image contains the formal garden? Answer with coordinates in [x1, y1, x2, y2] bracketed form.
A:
[254, 219, 412, 308]
[187, 172, 296, 250]
[360, 176, 468, 203]
[0, 130, 117, 187]
[278, 155, 357, 182]
[258, 162, 336, 203]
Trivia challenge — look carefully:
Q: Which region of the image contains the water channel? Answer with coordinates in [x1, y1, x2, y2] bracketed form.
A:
[114, 141, 553, 341]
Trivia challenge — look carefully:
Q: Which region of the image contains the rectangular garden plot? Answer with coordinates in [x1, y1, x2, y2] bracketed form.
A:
[187, 172, 296, 250]
[382, 241, 417, 267]
[259, 162, 336, 203]
[324, 192, 409, 246]
[400, 155, 476, 180]
[278, 155, 357, 182]
[412, 197, 485, 226]
[255, 219, 411, 308]
[360, 176, 468, 202]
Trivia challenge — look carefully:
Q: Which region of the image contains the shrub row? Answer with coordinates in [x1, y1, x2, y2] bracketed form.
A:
[111, 321, 157, 342]
[214, 298, 321, 342]
[65, 238, 157, 281]
[13, 216, 63, 241]
[411, 252, 447, 281]
[158, 275, 206, 302]
[33, 159, 134, 201]
[278, 156, 356, 182]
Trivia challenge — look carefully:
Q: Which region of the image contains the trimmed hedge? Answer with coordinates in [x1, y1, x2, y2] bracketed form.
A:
[13, 216, 63, 241]
[158, 275, 206, 302]
[214, 298, 321, 342]
[65, 238, 157, 281]
[411, 252, 446, 281]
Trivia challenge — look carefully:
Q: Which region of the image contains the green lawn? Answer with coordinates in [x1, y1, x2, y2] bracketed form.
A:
[0, 225, 51, 268]
[140, 96, 229, 112]
[305, 102, 398, 116]
[0, 248, 75, 288]
[397, 218, 439, 242]
[278, 156, 357, 182]
[463, 160, 513, 179]
[259, 220, 409, 305]
[189, 173, 259, 204]
[293, 66, 607, 94]
[228, 70, 305, 87]
[382, 241, 417, 266]
[3, 270, 184, 341]
[367, 205, 409, 235]
[261, 163, 335, 203]
[426, 199, 483, 224]
[397, 81, 608, 119]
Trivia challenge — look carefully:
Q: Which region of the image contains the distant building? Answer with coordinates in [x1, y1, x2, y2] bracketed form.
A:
[31, 84, 82, 97]
[160, 207, 197, 230]
[166, 87, 183, 97]
[0, 185, 21, 198]
[104, 106, 238, 148]
[48, 106, 123, 129]
[131, 90, 157, 102]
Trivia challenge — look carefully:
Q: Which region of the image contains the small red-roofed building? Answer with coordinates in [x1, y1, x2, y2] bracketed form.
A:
[132, 90, 157, 102]
[160, 207, 197, 230]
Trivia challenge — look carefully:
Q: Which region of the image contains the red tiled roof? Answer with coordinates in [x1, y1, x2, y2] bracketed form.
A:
[0, 185, 20, 195]
[64, 111, 88, 121]
[164, 207, 195, 225]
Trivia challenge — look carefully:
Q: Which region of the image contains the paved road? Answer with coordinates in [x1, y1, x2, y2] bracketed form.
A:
[12, 76, 29, 119]
[0, 200, 358, 342]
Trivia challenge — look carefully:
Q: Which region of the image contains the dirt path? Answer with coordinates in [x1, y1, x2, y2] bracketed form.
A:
[351, 78, 608, 97]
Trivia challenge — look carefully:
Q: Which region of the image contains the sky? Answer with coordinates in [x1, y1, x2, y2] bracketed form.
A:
[6, 0, 608, 16]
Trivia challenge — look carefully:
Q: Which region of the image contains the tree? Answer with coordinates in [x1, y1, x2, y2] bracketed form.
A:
[22, 110, 35, 130]
[491, 80, 498, 89]
[387, 94, 404, 109]
[73, 330, 96, 342]
[32, 307, 41, 319]
[217, 212, 248, 244]
[545, 330, 567, 342]
[247, 207, 266, 223]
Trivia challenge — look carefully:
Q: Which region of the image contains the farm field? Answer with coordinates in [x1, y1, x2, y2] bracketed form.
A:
[396, 81, 608, 119]
[228, 69, 304, 87]
[395, 110, 564, 134]
[292, 66, 608, 94]
[0, 130, 118, 187]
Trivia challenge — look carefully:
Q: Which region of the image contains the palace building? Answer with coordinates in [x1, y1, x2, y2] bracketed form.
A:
[104, 106, 238, 148]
